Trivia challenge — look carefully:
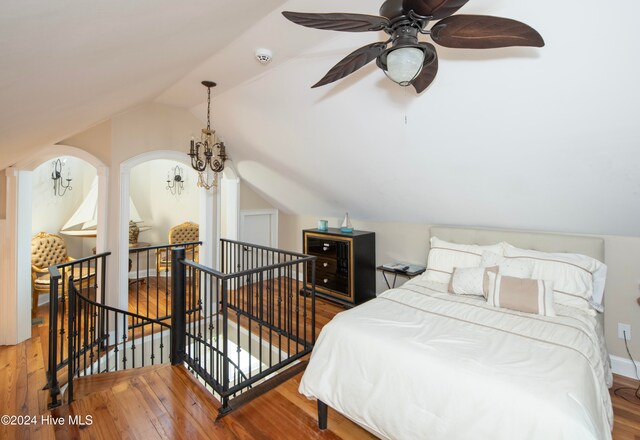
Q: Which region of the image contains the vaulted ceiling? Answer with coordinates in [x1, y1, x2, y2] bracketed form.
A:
[0, 0, 286, 169]
[2, 0, 640, 236]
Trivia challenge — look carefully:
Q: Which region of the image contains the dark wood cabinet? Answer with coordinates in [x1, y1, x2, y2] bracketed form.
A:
[302, 228, 376, 307]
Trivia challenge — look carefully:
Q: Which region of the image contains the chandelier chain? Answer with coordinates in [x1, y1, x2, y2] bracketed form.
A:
[207, 86, 211, 131]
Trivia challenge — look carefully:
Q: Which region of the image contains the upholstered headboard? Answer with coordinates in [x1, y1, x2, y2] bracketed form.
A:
[429, 226, 606, 328]
[429, 226, 604, 262]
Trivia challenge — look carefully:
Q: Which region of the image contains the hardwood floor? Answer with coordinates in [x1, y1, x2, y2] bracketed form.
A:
[3, 294, 640, 439]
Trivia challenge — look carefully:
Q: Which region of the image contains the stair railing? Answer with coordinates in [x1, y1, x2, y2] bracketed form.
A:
[65, 276, 171, 404]
[171, 240, 317, 416]
[46, 252, 109, 408]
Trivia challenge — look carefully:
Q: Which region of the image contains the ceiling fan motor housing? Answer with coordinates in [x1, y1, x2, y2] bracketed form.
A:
[393, 25, 420, 47]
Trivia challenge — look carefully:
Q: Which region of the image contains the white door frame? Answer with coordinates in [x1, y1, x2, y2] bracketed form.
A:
[4, 145, 108, 344]
[216, 164, 241, 270]
[118, 150, 215, 310]
[221, 165, 240, 240]
[0, 219, 7, 345]
[240, 209, 279, 248]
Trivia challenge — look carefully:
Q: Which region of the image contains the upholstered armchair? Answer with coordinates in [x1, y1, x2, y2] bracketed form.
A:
[31, 232, 95, 319]
[156, 221, 200, 278]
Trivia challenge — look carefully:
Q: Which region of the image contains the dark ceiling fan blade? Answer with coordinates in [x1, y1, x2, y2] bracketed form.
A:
[312, 43, 387, 88]
[402, 0, 469, 20]
[282, 11, 390, 32]
[431, 15, 544, 48]
[413, 48, 438, 93]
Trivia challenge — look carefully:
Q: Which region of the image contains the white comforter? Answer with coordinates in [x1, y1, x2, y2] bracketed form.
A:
[299, 278, 613, 440]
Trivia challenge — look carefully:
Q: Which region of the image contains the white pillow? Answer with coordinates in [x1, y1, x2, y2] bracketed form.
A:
[486, 271, 556, 317]
[481, 251, 535, 279]
[448, 266, 496, 297]
[502, 243, 606, 311]
[425, 237, 504, 283]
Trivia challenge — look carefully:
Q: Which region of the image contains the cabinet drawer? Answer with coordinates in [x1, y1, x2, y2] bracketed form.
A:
[305, 263, 348, 295]
[317, 274, 348, 296]
[306, 237, 339, 258]
[315, 257, 337, 273]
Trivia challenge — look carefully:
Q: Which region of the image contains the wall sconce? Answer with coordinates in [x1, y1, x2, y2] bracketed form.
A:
[51, 158, 72, 197]
[166, 165, 184, 196]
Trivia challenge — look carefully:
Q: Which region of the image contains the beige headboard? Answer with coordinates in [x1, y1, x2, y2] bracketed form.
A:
[429, 225, 606, 328]
[429, 226, 604, 262]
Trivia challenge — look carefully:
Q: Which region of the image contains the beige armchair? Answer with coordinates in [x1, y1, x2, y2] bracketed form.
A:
[156, 222, 199, 278]
[31, 232, 95, 319]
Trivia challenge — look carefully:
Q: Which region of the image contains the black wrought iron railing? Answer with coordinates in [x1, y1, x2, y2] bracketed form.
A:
[172, 239, 317, 416]
[46, 239, 316, 415]
[128, 241, 201, 321]
[65, 276, 171, 404]
[46, 252, 109, 408]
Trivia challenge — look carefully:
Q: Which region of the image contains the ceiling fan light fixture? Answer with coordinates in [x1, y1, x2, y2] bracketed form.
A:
[283, 0, 544, 94]
[383, 46, 425, 86]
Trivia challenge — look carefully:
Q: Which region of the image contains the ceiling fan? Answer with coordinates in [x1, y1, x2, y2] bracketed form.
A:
[282, 0, 544, 93]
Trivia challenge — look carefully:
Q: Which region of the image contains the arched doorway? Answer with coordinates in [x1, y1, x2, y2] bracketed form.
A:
[118, 150, 216, 311]
[4, 145, 108, 344]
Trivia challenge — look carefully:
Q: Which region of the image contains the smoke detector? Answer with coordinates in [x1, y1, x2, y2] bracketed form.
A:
[255, 48, 273, 64]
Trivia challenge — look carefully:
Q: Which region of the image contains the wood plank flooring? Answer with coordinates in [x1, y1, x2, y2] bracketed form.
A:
[3, 294, 640, 439]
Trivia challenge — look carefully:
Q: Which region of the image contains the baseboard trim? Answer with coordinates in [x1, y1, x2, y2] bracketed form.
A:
[130, 269, 158, 278]
[610, 354, 640, 379]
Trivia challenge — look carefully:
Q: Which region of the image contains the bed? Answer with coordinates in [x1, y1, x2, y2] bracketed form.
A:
[299, 226, 613, 440]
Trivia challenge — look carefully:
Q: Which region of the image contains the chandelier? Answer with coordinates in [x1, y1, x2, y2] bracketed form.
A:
[188, 81, 227, 190]
[51, 158, 72, 197]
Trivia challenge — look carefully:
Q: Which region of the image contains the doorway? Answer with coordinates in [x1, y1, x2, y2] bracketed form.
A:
[118, 151, 216, 311]
[240, 209, 278, 248]
[4, 145, 107, 344]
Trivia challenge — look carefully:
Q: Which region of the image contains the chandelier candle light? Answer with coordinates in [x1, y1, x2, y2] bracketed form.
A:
[166, 165, 185, 196]
[188, 81, 227, 190]
[51, 158, 72, 197]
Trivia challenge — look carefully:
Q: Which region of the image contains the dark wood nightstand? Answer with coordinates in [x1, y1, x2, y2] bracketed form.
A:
[301, 228, 376, 307]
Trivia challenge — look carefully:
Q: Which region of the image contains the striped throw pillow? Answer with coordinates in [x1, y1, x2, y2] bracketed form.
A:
[425, 237, 504, 283]
[486, 272, 556, 317]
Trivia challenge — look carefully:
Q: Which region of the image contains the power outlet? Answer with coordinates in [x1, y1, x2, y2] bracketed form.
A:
[618, 323, 632, 340]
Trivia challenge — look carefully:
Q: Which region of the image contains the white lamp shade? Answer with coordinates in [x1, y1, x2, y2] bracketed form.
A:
[385, 47, 424, 86]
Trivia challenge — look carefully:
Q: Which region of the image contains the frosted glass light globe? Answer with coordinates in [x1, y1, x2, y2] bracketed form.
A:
[385, 47, 424, 86]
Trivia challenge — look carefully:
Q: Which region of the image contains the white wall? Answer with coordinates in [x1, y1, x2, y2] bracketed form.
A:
[240, 181, 276, 211]
[109, 103, 214, 310]
[30, 156, 96, 257]
[130, 159, 199, 245]
[203, 0, 640, 240]
[220, 179, 276, 240]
